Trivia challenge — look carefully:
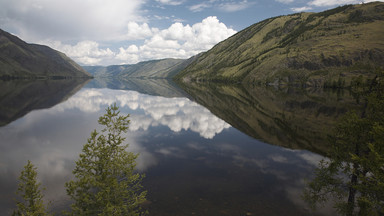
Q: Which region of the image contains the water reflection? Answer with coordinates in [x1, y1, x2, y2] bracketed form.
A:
[86, 77, 188, 98]
[51, 88, 231, 139]
[177, 82, 360, 155]
[0, 79, 337, 215]
[0, 79, 89, 126]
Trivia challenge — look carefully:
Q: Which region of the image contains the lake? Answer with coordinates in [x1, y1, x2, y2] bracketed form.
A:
[0, 78, 359, 215]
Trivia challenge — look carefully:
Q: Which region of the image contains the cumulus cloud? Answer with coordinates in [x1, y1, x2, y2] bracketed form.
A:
[115, 16, 236, 64]
[156, 0, 185, 5]
[1, 0, 236, 66]
[125, 22, 159, 40]
[116, 45, 140, 63]
[0, 0, 144, 42]
[291, 6, 313, 12]
[218, 0, 253, 12]
[189, 2, 212, 12]
[43, 40, 115, 65]
[276, 0, 295, 3]
[290, 0, 384, 13]
[137, 16, 234, 60]
[308, 0, 357, 7]
[38, 16, 236, 65]
[189, 0, 253, 12]
[52, 88, 231, 139]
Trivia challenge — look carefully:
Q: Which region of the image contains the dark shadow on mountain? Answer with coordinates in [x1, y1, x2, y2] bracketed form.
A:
[0, 79, 90, 127]
[178, 82, 361, 155]
[86, 77, 189, 98]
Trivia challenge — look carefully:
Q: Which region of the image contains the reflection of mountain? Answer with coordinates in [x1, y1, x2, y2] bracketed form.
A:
[178, 83, 361, 155]
[86, 77, 189, 98]
[0, 79, 90, 126]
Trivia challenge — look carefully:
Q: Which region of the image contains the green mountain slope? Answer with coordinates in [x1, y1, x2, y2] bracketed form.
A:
[175, 2, 384, 86]
[0, 29, 91, 79]
[84, 58, 187, 78]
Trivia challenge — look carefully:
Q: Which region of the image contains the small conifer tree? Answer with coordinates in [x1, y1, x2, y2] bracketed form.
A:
[304, 75, 384, 215]
[13, 160, 49, 216]
[65, 103, 147, 216]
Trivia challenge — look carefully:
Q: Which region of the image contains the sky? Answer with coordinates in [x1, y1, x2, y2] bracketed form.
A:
[0, 0, 382, 66]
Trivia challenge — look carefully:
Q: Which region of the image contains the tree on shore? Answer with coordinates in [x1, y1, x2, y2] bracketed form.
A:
[13, 160, 50, 216]
[303, 75, 384, 215]
[65, 103, 147, 216]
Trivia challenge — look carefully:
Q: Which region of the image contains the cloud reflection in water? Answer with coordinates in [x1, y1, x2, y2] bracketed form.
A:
[53, 88, 231, 139]
[0, 87, 333, 215]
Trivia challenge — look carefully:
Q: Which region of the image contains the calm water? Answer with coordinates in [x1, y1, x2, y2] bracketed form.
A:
[0, 79, 349, 215]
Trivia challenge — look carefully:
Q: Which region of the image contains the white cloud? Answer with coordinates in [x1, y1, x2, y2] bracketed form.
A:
[188, 16, 237, 46]
[43, 40, 115, 65]
[309, 0, 359, 7]
[116, 45, 140, 63]
[291, 0, 384, 13]
[156, 0, 184, 5]
[160, 22, 194, 40]
[125, 22, 159, 40]
[291, 6, 313, 12]
[146, 35, 182, 49]
[189, 2, 213, 12]
[189, 0, 252, 12]
[0, 0, 144, 42]
[38, 16, 236, 65]
[1, 0, 236, 66]
[276, 0, 295, 3]
[218, 0, 253, 12]
[113, 16, 236, 65]
[365, 0, 384, 2]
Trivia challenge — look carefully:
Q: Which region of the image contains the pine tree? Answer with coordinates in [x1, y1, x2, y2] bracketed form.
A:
[303, 75, 384, 215]
[13, 160, 50, 216]
[65, 103, 147, 216]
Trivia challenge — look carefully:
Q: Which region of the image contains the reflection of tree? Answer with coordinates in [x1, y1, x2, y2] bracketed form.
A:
[304, 75, 384, 215]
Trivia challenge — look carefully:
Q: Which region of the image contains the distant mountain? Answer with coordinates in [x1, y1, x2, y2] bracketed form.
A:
[84, 54, 201, 78]
[175, 2, 384, 86]
[84, 59, 183, 78]
[0, 29, 91, 79]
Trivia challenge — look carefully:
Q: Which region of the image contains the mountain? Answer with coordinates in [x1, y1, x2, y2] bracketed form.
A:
[84, 58, 183, 78]
[175, 2, 384, 87]
[0, 29, 91, 79]
[84, 53, 202, 78]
